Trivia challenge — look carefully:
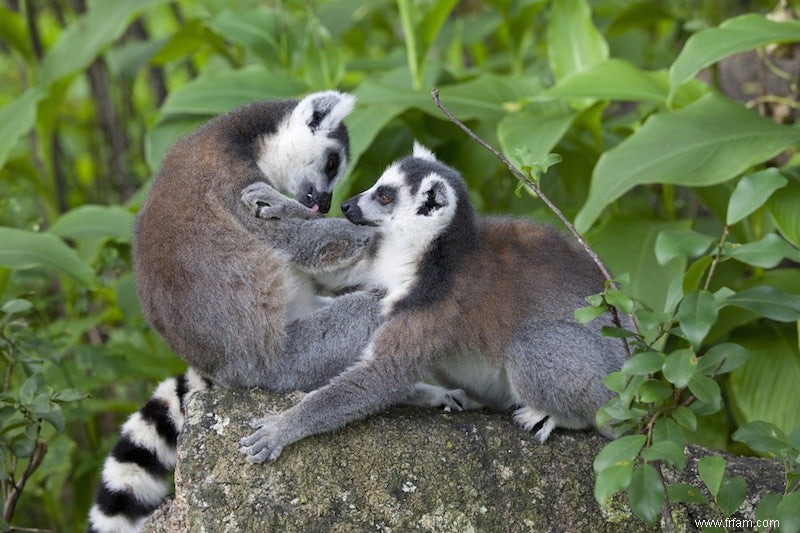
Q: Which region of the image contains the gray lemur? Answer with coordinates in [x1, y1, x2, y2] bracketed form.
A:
[239, 142, 626, 464]
[89, 92, 388, 533]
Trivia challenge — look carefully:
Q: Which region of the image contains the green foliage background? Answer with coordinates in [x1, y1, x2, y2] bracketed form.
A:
[1, 0, 799, 530]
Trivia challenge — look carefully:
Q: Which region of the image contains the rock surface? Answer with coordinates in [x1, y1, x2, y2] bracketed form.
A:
[144, 388, 783, 532]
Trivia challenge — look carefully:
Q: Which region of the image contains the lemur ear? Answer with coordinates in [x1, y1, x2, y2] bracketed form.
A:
[293, 91, 355, 132]
[417, 177, 448, 216]
[412, 141, 438, 162]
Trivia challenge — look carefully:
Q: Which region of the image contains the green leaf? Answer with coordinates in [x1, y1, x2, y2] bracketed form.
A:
[593, 434, 646, 473]
[774, 491, 800, 533]
[19, 375, 37, 405]
[604, 290, 635, 314]
[662, 349, 698, 389]
[641, 440, 686, 469]
[697, 455, 726, 498]
[667, 482, 709, 505]
[732, 421, 791, 457]
[670, 14, 800, 92]
[726, 168, 788, 225]
[627, 463, 665, 525]
[41, 0, 169, 85]
[637, 379, 672, 403]
[594, 462, 634, 506]
[654, 230, 715, 265]
[716, 476, 746, 517]
[653, 417, 686, 445]
[718, 286, 800, 322]
[0, 87, 47, 171]
[768, 178, 800, 247]
[546, 0, 608, 83]
[41, 403, 65, 433]
[548, 59, 668, 104]
[207, 8, 280, 62]
[49, 205, 134, 242]
[574, 94, 800, 233]
[621, 351, 664, 376]
[0, 227, 95, 286]
[671, 406, 697, 432]
[696, 343, 751, 376]
[726, 233, 800, 269]
[678, 290, 718, 348]
[2, 299, 32, 315]
[53, 389, 89, 403]
[688, 374, 722, 409]
[682, 255, 714, 295]
[729, 323, 800, 436]
[498, 105, 576, 170]
[574, 305, 606, 324]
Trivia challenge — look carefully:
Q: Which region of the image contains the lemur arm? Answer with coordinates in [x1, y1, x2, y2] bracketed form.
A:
[240, 182, 374, 274]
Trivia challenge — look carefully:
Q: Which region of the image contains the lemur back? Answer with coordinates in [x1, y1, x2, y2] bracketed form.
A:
[89, 93, 386, 533]
[239, 143, 625, 464]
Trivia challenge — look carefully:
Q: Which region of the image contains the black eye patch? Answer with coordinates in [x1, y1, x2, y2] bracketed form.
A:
[373, 185, 396, 207]
[324, 151, 341, 181]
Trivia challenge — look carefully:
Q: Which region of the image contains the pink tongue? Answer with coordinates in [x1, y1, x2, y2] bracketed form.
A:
[310, 204, 320, 213]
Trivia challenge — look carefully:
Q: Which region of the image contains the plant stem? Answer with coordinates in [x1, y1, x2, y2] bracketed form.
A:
[430, 88, 638, 352]
[2, 437, 47, 524]
[703, 225, 730, 291]
[397, 0, 422, 90]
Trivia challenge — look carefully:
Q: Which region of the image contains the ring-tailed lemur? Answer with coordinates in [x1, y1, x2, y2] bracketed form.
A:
[89, 92, 387, 533]
[239, 142, 626, 464]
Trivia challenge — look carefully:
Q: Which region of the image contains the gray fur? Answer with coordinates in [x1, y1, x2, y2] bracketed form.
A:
[89, 93, 383, 533]
[240, 146, 625, 464]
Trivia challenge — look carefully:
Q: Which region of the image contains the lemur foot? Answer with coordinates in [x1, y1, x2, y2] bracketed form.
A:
[512, 406, 556, 444]
[409, 383, 480, 412]
[239, 414, 287, 463]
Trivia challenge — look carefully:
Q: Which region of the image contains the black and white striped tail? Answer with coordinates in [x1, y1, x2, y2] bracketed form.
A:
[88, 368, 210, 533]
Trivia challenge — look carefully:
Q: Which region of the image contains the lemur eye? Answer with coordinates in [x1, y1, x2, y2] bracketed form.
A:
[325, 153, 340, 175]
[379, 194, 391, 206]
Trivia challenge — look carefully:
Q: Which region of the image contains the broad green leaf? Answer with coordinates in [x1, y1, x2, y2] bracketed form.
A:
[641, 440, 686, 469]
[41, 403, 65, 433]
[729, 323, 800, 435]
[149, 19, 233, 66]
[574, 305, 606, 324]
[574, 94, 800, 233]
[682, 255, 714, 295]
[719, 286, 800, 322]
[627, 463, 665, 525]
[437, 74, 543, 122]
[678, 290, 718, 348]
[637, 379, 672, 403]
[547, 0, 608, 82]
[667, 482, 709, 505]
[688, 374, 721, 408]
[49, 205, 134, 242]
[594, 462, 633, 505]
[670, 14, 800, 91]
[697, 455, 726, 498]
[207, 8, 280, 61]
[671, 406, 697, 432]
[0, 7, 33, 60]
[498, 105, 576, 170]
[0, 227, 95, 286]
[654, 229, 715, 265]
[662, 349, 697, 388]
[419, 0, 459, 49]
[41, 0, 169, 85]
[774, 492, 800, 533]
[2, 299, 32, 315]
[726, 168, 788, 225]
[19, 375, 38, 405]
[593, 434, 646, 473]
[653, 417, 686, 445]
[727, 233, 800, 269]
[621, 351, 663, 376]
[0, 87, 47, 171]
[732, 420, 791, 456]
[587, 216, 690, 313]
[767, 178, 800, 247]
[53, 389, 90, 403]
[548, 59, 668, 104]
[716, 476, 746, 517]
[696, 343, 750, 376]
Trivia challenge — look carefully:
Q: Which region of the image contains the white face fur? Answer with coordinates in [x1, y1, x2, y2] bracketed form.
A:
[342, 142, 458, 308]
[256, 91, 354, 213]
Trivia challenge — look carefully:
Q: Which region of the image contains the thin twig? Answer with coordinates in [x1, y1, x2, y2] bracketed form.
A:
[703, 225, 730, 291]
[430, 89, 638, 351]
[3, 439, 47, 523]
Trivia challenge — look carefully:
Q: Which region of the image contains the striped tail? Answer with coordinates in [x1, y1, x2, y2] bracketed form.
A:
[88, 368, 210, 533]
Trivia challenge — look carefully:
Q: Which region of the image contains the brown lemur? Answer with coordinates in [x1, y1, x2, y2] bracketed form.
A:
[239, 142, 626, 464]
[90, 92, 388, 533]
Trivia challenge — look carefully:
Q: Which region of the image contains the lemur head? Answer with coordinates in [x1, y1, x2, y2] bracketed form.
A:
[256, 91, 354, 213]
[341, 142, 474, 245]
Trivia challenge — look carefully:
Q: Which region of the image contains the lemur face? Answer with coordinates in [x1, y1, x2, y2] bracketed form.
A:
[256, 91, 354, 213]
[342, 142, 457, 238]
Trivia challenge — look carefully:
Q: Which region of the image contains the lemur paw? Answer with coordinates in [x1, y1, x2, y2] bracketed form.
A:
[439, 388, 479, 412]
[409, 383, 479, 412]
[239, 414, 286, 464]
[241, 182, 291, 220]
[512, 406, 556, 444]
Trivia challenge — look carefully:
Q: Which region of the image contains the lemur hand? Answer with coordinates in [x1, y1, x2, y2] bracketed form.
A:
[241, 182, 320, 220]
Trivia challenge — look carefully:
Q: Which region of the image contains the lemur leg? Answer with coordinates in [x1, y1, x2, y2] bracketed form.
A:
[240, 342, 422, 463]
[505, 320, 622, 443]
[248, 290, 384, 392]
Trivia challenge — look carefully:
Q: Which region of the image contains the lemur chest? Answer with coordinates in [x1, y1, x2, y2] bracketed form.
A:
[284, 269, 328, 321]
[435, 354, 514, 410]
[371, 237, 425, 314]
